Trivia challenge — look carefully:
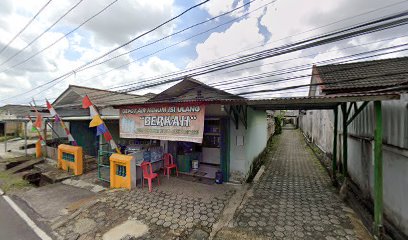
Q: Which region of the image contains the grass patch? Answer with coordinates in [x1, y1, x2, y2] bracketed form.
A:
[246, 134, 280, 183]
[0, 171, 31, 193]
[0, 136, 16, 142]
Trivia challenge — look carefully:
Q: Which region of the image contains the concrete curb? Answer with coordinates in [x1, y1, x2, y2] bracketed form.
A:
[0, 187, 4, 195]
[253, 165, 265, 183]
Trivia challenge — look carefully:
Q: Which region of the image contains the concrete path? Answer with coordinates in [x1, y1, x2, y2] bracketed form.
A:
[0, 196, 41, 240]
[216, 129, 371, 240]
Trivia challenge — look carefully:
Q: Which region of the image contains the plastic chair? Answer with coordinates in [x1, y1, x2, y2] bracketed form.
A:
[141, 161, 160, 192]
[163, 153, 178, 179]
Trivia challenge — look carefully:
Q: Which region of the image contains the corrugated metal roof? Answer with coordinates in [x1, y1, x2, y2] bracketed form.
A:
[114, 92, 401, 110]
[316, 56, 408, 94]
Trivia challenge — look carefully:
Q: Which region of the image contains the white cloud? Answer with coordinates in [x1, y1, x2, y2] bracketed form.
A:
[201, 0, 244, 17]
[193, 0, 408, 98]
[0, 0, 181, 105]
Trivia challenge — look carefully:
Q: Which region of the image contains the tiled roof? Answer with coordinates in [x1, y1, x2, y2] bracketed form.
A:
[316, 56, 408, 94]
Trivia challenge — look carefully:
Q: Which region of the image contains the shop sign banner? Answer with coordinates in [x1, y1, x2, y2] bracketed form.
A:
[120, 104, 206, 143]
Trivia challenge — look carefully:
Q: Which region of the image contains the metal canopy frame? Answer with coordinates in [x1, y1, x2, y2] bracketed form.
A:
[243, 92, 398, 239]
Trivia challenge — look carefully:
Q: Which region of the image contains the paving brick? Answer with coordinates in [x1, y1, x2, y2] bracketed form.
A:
[225, 130, 364, 239]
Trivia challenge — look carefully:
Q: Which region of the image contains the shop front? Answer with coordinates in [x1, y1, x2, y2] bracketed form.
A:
[117, 102, 231, 182]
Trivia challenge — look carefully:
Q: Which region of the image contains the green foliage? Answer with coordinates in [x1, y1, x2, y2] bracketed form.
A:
[274, 110, 286, 135]
[0, 171, 31, 192]
[246, 134, 279, 183]
[0, 136, 14, 142]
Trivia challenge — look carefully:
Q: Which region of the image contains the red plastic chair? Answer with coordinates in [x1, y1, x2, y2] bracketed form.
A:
[163, 153, 178, 179]
[141, 161, 160, 192]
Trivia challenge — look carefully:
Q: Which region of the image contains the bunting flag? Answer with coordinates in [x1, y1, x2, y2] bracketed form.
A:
[82, 95, 92, 109]
[96, 124, 108, 136]
[89, 115, 103, 127]
[29, 118, 37, 132]
[103, 131, 112, 141]
[89, 105, 98, 117]
[54, 115, 61, 123]
[34, 113, 43, 129]
[27, 115, 45, 145]
[83, 95, 120, 153]
[46, 101, 57, 117]
[45, 100, 78, 146]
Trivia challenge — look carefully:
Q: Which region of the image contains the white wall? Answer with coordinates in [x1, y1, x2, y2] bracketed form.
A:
[229, 107, 267, 182]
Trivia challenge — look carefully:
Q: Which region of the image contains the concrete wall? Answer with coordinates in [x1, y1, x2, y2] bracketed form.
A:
[229, 107, 267, 182]
[299, 94, 408, 236]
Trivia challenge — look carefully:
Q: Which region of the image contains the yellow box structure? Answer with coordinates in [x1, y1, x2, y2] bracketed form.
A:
[35, 140, 42, 158]
[110, 153, 135, 190]
[57, 144, 83, 175]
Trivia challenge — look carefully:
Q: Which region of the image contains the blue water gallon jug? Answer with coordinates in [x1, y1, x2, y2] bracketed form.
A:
[215, 171, 223, 184]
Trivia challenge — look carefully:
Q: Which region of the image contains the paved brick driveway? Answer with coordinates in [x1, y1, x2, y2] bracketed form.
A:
[217, 130, 371, 240]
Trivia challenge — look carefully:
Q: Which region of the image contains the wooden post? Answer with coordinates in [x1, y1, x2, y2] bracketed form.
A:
[341, 103, 348, 176]
[374, 101, 383, 238]
[24, 121, 28, 157]
[332, 107, 338, 179]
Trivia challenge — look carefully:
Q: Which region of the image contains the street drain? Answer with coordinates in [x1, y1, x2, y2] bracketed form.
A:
[102, 220, 148, 240]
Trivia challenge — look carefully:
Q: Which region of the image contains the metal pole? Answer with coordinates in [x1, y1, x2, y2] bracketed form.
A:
[341, 103, 348, 176]
[4, 122, 6, 152]
[43, 119, 48, 159]
[332, 107, 338, 179]
[374, 101, 383, 237]
[24, 121, 28, 157]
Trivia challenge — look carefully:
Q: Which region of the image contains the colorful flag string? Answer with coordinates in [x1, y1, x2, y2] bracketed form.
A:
[46, 100, 78, 146]
[27, 105, 45, 146]
[82, 95, 120, 154]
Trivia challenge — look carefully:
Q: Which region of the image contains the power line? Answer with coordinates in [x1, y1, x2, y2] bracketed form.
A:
[5, 0, 402, 104]
[109, 11, 408, 94]
[47, 46, 408, 107]
[213, 44, 408, 91]
[6, 7, 408, 105]
[77, 0, 270, 76]
[0, 0, 211, 102]
[0, 0, 53, 56]
[37, 12, 408, 105]
[0, 0, 85, 67]
[237, 71, 408, 96]
[105, 0, 408, 91]
[114, 12, 408, 94]
[0, 0, 119, 73]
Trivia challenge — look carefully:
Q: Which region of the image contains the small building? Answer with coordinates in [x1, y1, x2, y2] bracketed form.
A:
[0, 104, 46, 138]
[51, 85, 152, 157]
[299, 56, 408, 237]
[113, 78, 270, 182]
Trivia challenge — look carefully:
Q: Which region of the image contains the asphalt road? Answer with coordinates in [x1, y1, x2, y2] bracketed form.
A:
[0, 196, 41, 240]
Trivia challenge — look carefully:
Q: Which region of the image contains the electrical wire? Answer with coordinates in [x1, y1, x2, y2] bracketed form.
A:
[22, 14, 408, 106]
[87, 0, 408, 91]
[47, 46, 408, 107]
[0, 0, 53, 56]
[5, 6, 408, 105]
[0, 0, 85, 67]
[0, 0, 211, 102]
[0, 0, 119, 73]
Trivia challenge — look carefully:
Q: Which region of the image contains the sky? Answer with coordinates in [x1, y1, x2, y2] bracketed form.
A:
[0, 0, 407, 105]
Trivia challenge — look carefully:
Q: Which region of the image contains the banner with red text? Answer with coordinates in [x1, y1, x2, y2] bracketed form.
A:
[120, 103, 205, 143]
